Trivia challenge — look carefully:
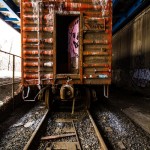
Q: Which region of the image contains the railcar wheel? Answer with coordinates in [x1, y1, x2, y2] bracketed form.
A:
[45, 88, 53, 110]
[45, 89, 49, 109]
[83, 87, 91, 109]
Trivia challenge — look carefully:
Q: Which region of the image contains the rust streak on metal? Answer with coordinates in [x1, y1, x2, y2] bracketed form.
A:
[23, 38, 53, 43]
[23, 27, 53, 32]
[64, 3, 101, 10]
[84, 11, 110, 17]
[22, 2, 102, 10]
[23, 20, 44, 25]
[24, 74, 53, 79]
[24, 68, 52, 73]
[83, 63, 109, 68]
[24, 62, 53, 67]
[83, 51, 110, 56]
[23, 57, 52, 60]
[23, 50, 53, 55]
[83, 39, 109, 44]
[22, 44, 49, 48]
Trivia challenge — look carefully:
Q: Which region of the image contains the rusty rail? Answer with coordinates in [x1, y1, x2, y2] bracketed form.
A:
[87, 110, 108, 150]
[23, 109, 49, 150]
[23, 110, 107, 149]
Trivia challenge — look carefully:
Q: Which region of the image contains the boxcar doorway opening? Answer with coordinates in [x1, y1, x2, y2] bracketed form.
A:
[56, 15, 80, 74]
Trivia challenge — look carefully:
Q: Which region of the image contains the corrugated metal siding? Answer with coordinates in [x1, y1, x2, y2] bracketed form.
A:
[82, 12, 112, 84]
[21, 0, 112, 86]
[112, 6, 150, 93]
[142, 8, 150, 67]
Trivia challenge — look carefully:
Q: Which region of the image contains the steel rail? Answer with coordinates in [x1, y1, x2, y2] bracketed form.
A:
[23, 109, 49, 150]
[87, 110, 108, 150]
[72, 120, 82, 150]
[0, 79, 21, 84]
[0, 81, 21, 87]
[22, 109, 107, 149]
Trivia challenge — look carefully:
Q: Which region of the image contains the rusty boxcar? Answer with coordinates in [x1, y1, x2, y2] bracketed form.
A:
[21, 0, 112, 110]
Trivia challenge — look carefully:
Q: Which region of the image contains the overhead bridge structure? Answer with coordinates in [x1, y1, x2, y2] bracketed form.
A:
[0, 0, 20, 32]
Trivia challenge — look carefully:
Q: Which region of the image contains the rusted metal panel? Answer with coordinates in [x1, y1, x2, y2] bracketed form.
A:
[24, 73, 53, 79]
[56, 74, 80, 79]
[23, 27, 53, 32]
[24, 68, 53, 73]
[79, 13, 83, 84]
[83, 79, 111, 84]
[23, 50, 53, 55]
[83, 63, 110, 68]
[84, 17, 105, 31]
[22, 2, 102, 11]
[83, 51, 110, 56]
[84, 67, 110, 74]
[83, 39, 109, 44]
[23, 38, 53, 43]
[21, 0, 112, 86]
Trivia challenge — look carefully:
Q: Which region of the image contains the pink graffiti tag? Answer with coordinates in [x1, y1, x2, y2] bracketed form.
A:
[68, 17, 79, 73]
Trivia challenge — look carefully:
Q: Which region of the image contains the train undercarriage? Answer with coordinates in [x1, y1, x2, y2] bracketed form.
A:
[22, 80, 109, 113]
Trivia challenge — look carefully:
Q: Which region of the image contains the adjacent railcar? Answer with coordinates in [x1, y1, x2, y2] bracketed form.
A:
[21, 0, 112, 109]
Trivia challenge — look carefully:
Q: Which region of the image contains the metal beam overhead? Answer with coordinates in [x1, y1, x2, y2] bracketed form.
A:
[0, 0, 20, 32]
[4, 17, 19, 21]
[113, 0, 149, 34]
[0, 12, 19, 30]
[0, 11, 5, 19]
[0, 8, 9, 11]
[13, 24, 20, 29]
[113, 0, 120, 8]
[0, 0, 20, 21]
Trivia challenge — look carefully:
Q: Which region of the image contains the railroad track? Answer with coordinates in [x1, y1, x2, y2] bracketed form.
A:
[23, 110, 107, 150]
[0, 78, 21, 87]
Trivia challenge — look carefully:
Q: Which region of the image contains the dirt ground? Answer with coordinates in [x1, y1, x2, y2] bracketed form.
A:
[0, 77, 22, 122]
[0, 78, 21, 102]
[109, 86, 150, 134]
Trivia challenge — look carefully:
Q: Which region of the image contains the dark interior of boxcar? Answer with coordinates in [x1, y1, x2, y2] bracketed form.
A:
[56, 15, 79, 74]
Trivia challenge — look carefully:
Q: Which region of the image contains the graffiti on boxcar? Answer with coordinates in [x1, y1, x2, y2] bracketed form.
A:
[132, 69, 150, 87]
[113, 70, 121, 83]
[68, 18, 79, 72]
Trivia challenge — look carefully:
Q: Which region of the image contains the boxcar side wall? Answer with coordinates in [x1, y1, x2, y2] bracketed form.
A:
[112, 6, 150, 95]
[21, 0, 112, 86]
